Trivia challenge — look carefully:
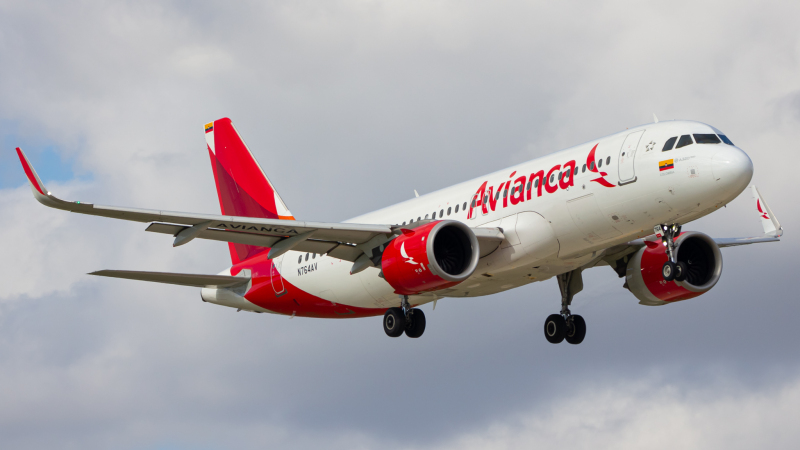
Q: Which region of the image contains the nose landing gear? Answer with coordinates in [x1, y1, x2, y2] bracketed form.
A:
[383, 295, 426, 338]
[657, 224, 687, 282]
[544, 269, 586, 344]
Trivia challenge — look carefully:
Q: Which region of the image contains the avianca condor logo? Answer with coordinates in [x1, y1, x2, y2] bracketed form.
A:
[757, 199, 769, 220]
[586, 144, 615, 188]
[468, 144, 614, 219]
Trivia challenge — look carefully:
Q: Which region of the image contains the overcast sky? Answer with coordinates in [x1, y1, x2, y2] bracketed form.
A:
[1, 1, 799, 449]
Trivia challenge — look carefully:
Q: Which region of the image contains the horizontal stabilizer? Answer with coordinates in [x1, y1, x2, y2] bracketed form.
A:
[89, 270, 250, 288]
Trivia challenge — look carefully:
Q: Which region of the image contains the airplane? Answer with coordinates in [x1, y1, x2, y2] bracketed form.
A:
[14, 117, 783, 344]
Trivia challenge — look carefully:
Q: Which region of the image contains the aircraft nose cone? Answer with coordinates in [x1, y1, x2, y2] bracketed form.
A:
[711, 146, 753, 196]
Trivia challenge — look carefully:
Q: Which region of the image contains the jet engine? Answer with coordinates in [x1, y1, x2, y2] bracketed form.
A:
[381, 220, 479, 295]
[625, 231, 723, 305]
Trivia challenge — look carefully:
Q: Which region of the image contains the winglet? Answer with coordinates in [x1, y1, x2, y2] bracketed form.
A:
[751, 185, 782, 237]
[15, 147, 86, 212]
[15, 147, 48, 196]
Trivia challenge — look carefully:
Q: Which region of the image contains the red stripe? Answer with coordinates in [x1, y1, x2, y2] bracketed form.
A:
[15, 148, 44, 195]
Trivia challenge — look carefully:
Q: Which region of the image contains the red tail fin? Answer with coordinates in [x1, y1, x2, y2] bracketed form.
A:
[205, 118, 294, 264]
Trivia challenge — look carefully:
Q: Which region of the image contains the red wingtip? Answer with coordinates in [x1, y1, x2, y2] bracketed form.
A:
[16, 147, 45, 195]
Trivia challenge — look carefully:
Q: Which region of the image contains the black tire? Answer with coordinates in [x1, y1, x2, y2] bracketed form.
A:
[544, 314, 566, 344]
[662, 261, 676, 282]
[383, 307, 405, 337]
[565, 315, 586, 345]
[405, 308, 426, 338]
[674, 261, 688, 282]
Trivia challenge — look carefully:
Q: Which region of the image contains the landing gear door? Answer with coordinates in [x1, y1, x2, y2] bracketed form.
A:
[618, 130, 644, 185]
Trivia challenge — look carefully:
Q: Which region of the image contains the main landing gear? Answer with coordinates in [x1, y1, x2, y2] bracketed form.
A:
[383, 295, 426, 338]
[656, 224, 687, 282]
[544, 269, 587, 344]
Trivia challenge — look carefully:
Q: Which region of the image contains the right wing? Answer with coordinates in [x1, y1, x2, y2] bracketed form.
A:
[16, 148, 504, 263]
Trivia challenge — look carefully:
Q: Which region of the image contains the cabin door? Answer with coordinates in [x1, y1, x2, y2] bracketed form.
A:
[618, 130, 644, 185]
[271, 256, 287, 297]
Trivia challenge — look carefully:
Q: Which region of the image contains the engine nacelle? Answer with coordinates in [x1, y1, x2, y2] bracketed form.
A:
[381, 220, 479, 295]
[625, 231, 723, 305]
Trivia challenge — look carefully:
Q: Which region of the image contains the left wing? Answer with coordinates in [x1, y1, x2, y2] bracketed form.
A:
[16, 148, 504, 263]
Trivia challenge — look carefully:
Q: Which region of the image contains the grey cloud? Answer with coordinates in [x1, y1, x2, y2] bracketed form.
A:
[1, 0, 799, 448]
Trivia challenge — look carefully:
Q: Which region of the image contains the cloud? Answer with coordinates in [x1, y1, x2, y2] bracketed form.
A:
[431, 375, 800, 450]
[1, 0, 799, 448]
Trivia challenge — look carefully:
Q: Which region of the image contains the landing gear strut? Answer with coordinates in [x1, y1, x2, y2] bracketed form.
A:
[383, 295, 426, 338]
[656, 224, 687, 282]
[544, 269, 586, 345]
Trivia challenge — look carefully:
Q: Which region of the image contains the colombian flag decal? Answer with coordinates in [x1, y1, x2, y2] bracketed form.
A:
[205, 122, 214, 133]
[659, 159, 674, 171]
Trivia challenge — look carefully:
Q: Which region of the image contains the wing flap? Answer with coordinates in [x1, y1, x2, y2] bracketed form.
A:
[89, 270, 249, 288]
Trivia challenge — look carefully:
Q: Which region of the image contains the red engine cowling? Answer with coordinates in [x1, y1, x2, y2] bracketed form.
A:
[381, 220, 479, 295]
[625, 231, 723, 305]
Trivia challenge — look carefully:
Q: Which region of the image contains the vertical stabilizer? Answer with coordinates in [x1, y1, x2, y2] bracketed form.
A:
[205, 118, 295, 264]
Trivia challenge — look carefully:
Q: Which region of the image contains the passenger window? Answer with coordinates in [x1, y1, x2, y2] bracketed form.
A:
[582, 164, 586, 173]
[402, 221, 406, 225]
[598, 159, 603, 168]
[676, 135, 693, 148]
[463, 202, 467, 210]
[549, 173, 555, 183]
[440, 209, 444, 217]
[694, 134, 721, 144]
[495, 191, 500, 200]
[455, 204, 459, 213]
[662, 136, 677, 151]
[312, 253, 316, 259]
[432, 212, 436, 219]
[534, 179, 539, 188]
[719, 135, 734, 145]
[298, 255, 302, 264]
[589, 161, 595, 170]
[418, 216, 421, 221]
[606, 156, 611, 165]
[447, 207, 451, 215]
[503, 188, 508, 197]
[574, 167, 578, 176]
[425, 214, 429, 219]
[305, 253, 309, 261]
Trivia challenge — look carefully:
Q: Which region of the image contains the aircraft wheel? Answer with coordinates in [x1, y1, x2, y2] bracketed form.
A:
[565, 315, 586, 345]
[544, 314, 566, 344]
[383, 307, 405, 337]
[662, 261, 676, 282]
[674, 261, 688, 282]
[405, 308, 426, 338]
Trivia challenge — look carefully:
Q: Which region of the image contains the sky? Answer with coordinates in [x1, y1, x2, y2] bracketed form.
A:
[1, 0, 799, 448]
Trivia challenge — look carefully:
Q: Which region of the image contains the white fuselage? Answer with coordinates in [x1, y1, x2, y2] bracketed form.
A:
[219, 120, 753, 311]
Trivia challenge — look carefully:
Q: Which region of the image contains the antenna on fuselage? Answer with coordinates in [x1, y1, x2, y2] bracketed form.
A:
[414, 190, 420, 198]
[653, 113, 659, 123]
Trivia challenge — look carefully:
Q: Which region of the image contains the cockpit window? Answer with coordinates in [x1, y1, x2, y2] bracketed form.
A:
[694, 134, 721, 144]
[662, 136, 677, 151]
[719, 135, 734, 145]
[675, 135, 694, 149]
